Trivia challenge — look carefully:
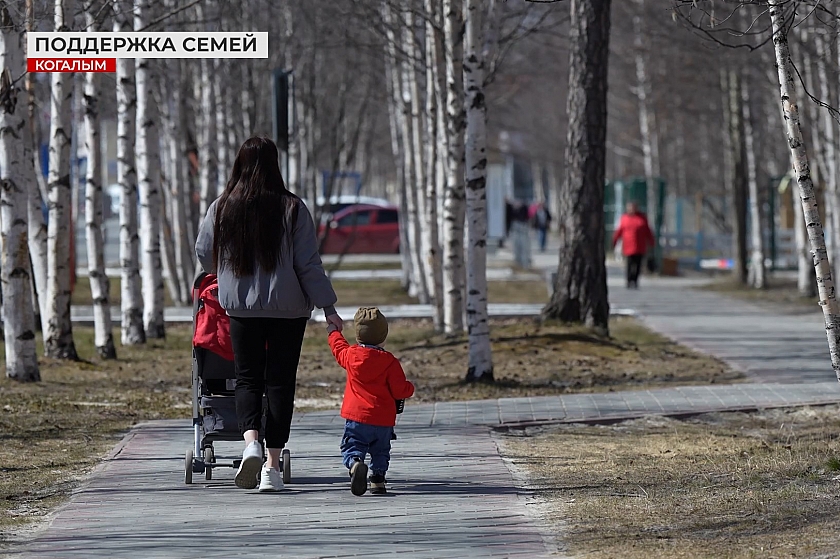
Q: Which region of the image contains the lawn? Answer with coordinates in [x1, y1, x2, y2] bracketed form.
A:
[0, 317, 736, 546]
[500, 406, 840, 558]
[71, 276, 552, 307]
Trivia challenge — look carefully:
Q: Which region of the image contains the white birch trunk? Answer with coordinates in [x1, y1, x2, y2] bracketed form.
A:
[23, 0, 45, 332]
[382, 3, 412, 291]
[633, 3, 659, 221]
[168, 60, 195, 300]
[83, 15, 116, 358]
[196, 40, 216, 221]
[44, 0, 78, 360]
[214, 59, 229, 196]
[442, 0, 466, 334]
[742, 79, 766, 289]
[463, 0, 493, 382]
[425, 0, 445, 331]
[817, 30, 840, 284]
[114, 7, 144, 345]
[401, 7, 429, 303]
[135, 0, 164, 339]
[0, 5, 39, 380]
[406, 7, 430, 303]
[769, 0, 840, 377]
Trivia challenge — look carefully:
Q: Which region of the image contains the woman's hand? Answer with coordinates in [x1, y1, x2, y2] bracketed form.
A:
[325, 313, 344, 333]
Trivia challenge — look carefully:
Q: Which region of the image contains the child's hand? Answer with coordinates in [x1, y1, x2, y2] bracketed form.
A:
[326, 324, 338, 334]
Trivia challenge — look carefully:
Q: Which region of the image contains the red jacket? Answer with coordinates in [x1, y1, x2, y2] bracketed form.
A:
[612, 212, 655, 256]
[329, 331, 415, 427]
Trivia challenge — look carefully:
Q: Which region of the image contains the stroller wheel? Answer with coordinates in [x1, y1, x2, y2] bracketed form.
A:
[185, 449, 194, 485]
[205, 447, 214, 480]
[282, 449, 291, 484]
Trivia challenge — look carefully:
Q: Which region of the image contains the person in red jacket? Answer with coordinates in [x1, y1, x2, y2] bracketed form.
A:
[612, 201, 655, 289]
[328, 307, 415, 496]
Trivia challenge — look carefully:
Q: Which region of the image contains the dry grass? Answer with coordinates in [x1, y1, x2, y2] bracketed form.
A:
[297, 316, 740, 404]
[72, 277, 551, 307]
[699, 276, 821, 314]
[0, 327, 191, 547]
[0, 317, 736, 547]
[501, 406, 840, 559]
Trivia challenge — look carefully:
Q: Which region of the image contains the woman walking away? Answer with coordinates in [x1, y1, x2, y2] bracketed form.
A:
[611, 201, 655, 289]
[196, 137, 343, 492]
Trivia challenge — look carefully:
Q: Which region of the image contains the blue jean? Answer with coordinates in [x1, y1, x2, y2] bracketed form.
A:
[340, 420, 393, 476]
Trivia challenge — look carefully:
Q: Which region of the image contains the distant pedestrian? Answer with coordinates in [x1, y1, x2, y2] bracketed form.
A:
[530, 201, 552, 252]
[328, 307, 415, 496]
[611, 201, 655, 289]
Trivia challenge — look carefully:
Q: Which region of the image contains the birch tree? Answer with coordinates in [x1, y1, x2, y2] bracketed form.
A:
[632, 0, 660, 223]
[442, 0, 466, 334]
[768, 0, 840, 378]
[114, 2, 144, 345]
[424, 0, 445, 332]
[815, 29, 840, 285]
[0, 4, 39, 381]
[83, 0, 116, 358]
[195, 3, 216, 222]
[741, 76, 765, 289]
[135, 0, 165, 339]
[463, 0, 493, 382]
[543, 0, 611, 333]
[24, 0, 47, 333]
[44, 0, 78, 360]
[400, 6, 430, 303]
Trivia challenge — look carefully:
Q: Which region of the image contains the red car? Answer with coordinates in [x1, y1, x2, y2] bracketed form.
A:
[318, 204, 401, 254]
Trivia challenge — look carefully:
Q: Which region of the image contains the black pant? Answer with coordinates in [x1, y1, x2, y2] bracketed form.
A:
[229, 316, 308, 449]
[626, 254, 644, 286]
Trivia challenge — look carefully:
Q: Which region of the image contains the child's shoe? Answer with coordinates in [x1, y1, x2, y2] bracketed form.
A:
[349, 459, 368, 496]
[369, 473, 387, 495]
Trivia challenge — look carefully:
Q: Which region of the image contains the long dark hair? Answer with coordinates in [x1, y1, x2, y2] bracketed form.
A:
[213, 137, 299, 276]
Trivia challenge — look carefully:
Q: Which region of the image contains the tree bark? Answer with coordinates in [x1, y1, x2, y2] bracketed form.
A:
[135, 0, 165, 339]
[23, 0, 46, 334]
[727, 69, 748, 284]
[83, 5, 116, 359]
[114, 3, 144, 345]
[442, 0, 466, 334]
[632, 1, 660, 222]
[44, 0, 78, 360]
[769, 0, 840, 377]
[214, 59, 229, 198]
[816, 30, 840, 285]
[742, 77, 765, 289]
[382, 2, 412, 292]
[463, 0, 493, 382]
[543, 0, 611, 334]
[425, 0, 445, 332]
[0, 4, 40, 380]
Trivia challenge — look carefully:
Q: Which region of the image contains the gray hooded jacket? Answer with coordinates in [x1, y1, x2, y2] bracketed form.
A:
[195, 197, 337, 319]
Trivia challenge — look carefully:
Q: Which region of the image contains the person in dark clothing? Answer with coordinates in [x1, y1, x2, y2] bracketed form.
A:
[611, 201, 655, 289]
[530, 201, 552, 252]
[196, 137, 343, 492]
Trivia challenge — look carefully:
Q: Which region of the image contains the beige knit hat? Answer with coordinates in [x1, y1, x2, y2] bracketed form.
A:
[354, 307, 388, 346]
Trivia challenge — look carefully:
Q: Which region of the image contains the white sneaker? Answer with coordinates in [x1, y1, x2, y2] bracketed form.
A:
[259, 465, 284, 492]
[234, 441, 263, 490]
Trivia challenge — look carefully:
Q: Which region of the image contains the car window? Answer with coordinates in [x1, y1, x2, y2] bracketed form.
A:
[377, 210, 399, 224]
[336, 210, 372, 227]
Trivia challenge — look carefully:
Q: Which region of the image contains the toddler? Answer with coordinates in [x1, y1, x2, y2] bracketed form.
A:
[327, 307, 414, 495]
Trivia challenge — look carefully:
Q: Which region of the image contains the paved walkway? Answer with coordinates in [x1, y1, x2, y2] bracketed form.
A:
[22, 265, 840, 558]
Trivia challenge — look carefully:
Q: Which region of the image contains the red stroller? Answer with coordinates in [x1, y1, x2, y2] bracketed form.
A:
[184, 272, 291, 484]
